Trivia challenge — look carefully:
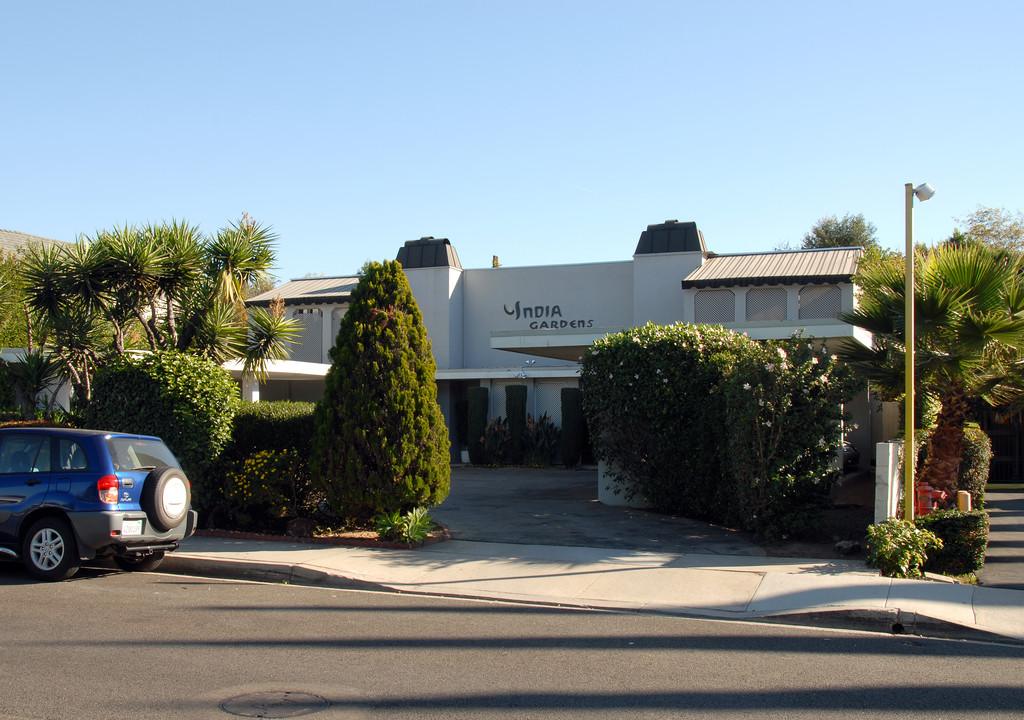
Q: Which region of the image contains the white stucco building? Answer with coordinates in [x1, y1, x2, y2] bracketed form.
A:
[241, 220, 878, 464]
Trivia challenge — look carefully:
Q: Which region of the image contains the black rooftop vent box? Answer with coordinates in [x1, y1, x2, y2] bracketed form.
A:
[634, 220, 706, 255]
[396, 236, 462, 270]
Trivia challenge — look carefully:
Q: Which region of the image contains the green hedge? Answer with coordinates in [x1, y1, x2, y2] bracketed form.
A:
[582, 323, 744, 515]
[221, 448, 311, 531]
[505, 384, 527, 464]
[467, 386, 489, 465]
[917, 509, 990, 576]
[83, 350, 240, 513]
[454, 399, 469, 448]
[212, 401, 318, 531]
[581, 323, 859, 540]
[560, 387, 584, 468]
[959, 425, 991, 510]
[223, 401, 316, 462]
[0, 361, 15, 412]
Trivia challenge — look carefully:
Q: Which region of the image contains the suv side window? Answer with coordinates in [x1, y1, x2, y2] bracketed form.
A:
[0, 435, 51, 473]
[59, 439, 89, 471]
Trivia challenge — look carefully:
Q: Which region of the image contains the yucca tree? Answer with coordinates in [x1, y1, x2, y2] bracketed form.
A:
[5, 348, 63, 419]
[146, 220, 205, 348]
[175, 215, 279, 354]
[19, 217, 299, 404]
[243, 307, 302, 383]
[205, 215, 277, 306]
[101, 224, 170, 351]
[839, 236, 1024, 500]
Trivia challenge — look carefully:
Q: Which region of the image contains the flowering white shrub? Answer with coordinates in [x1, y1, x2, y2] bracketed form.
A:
[581, 322, 860, 539]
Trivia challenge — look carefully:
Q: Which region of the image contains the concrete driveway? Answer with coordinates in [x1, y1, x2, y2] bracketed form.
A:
[431, 465, 766, 557]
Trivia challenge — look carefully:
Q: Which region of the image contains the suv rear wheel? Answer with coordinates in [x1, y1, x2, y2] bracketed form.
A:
[141, 467, 191, 532]
[23, 517, 81, 581]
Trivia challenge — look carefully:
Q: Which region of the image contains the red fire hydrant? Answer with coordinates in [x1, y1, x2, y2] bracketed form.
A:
[915, 483, 947, 516]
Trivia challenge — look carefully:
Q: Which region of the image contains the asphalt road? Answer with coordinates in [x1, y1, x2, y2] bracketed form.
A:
[2, 566, 1023, 719]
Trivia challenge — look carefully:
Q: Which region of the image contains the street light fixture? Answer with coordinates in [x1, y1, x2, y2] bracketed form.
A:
[904, 182, 935, 521]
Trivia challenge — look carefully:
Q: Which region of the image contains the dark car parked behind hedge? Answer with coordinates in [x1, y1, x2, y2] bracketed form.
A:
[0, 427, 197, 581]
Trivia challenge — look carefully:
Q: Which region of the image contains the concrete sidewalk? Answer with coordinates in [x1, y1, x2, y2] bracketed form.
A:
[163, 534, 1024, 645]
[978, 491, 1024, 592]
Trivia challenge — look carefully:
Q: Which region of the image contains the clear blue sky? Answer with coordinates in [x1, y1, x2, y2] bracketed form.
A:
[3, 1, 1021, 282]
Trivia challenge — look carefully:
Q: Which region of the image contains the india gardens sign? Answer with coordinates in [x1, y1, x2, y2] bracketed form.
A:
[503, 300, 595, 330]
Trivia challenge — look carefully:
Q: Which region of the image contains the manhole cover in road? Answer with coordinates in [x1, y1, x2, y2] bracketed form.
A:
[220, 691, 330, 718]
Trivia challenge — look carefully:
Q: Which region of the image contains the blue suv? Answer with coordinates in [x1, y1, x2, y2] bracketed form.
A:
[0, 427, 197, 581]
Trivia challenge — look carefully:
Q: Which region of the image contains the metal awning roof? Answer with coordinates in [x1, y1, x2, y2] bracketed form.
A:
[246, 276, 360, 307]
[681, 247, 862, 289]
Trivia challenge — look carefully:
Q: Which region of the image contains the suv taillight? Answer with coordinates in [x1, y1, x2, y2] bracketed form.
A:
[97, 475, 119, 504]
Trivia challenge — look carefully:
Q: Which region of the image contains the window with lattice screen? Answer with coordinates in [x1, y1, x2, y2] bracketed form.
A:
[745, 287, 786, 321]
[534, 380, 576, 426]
[799, 284, 841, 319]
[694, 289, 735, 323]
[290, 308, 323, 363]
[489, 380, 516, 419]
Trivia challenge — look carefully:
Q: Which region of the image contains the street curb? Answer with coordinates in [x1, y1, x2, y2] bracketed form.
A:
[160, 556, 390, 593]
[756, 609, 1023, 646]
[162, 557, 1024, 646]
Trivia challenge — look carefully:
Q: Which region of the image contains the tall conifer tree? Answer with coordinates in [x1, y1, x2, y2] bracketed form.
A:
[311, 260, 450, 519]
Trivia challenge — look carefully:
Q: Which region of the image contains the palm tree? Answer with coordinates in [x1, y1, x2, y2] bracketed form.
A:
[839, 237, 1024, 500]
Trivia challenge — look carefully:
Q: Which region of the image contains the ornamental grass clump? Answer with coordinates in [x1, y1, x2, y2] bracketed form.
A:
[374, 506, 434, 544]
[482, 416, 512, 465]
[523, 412, 561, 467]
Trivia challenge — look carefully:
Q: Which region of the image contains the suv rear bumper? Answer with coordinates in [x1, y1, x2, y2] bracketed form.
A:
[70, 509, 198, 559]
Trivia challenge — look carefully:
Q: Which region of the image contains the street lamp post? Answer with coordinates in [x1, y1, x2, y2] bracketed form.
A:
[904, 181, 935, 521]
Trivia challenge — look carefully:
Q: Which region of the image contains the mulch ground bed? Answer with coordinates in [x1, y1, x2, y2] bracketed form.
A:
[196, 526, 451, 550]
[755, 470, 875, 559]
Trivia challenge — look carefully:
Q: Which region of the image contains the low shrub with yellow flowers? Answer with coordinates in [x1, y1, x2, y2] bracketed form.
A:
[224, 448, 312, 525]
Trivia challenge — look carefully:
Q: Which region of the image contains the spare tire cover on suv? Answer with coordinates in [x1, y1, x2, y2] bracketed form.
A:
[140, 466, 191, 532]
